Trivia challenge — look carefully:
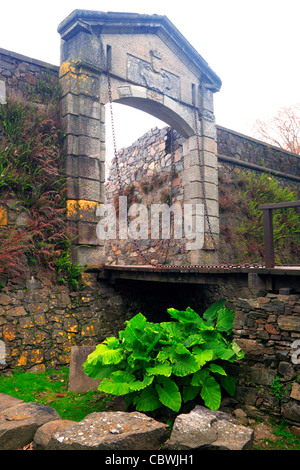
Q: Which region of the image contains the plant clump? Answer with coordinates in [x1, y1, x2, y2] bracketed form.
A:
[0, 90, 82, 286]
[83, 301, 244, 414]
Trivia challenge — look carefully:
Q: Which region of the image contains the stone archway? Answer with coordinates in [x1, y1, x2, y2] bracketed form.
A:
[58, 10, 221, 266]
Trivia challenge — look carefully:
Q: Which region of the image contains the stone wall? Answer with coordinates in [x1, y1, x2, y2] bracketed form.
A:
[105, 123, 299, 266]
[1, 269, 299, 427]
[0, 271, 135, 372]
[227, 291, 300, 426]
[105, 127, 188, 266]
[0, 48, 59, 103]
[217, 126, 300, 183]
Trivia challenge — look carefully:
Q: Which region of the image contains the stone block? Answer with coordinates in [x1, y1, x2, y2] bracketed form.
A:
[68, 346, 100, 393]
[78, 221, 101, 245]
[48, 411, 169, 450]
[165, 406, 253, 450]
[77, 177, 102, 202]
[278, 315, 300, 332]
[75, 245, 105, 266]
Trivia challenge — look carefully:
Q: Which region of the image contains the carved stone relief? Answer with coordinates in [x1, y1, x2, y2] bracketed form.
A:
[127, 50, 181, 101]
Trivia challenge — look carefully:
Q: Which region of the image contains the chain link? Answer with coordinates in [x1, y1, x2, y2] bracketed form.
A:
[106, 68, 263, 270]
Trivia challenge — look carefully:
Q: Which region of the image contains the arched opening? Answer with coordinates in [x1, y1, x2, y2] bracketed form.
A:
[105, 102, 169, 179]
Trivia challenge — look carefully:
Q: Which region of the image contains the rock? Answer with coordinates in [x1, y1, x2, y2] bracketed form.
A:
[0, 401, 60, 450]
[290, 383, 300, 401]
[48, 411, 169, 450]
[33, 419, 77, 450]
[68, 346, 101, 393]
[291, 425, 300, 437]
[253, 423, 276, 442]
[278, 361, 295, 379]
[0, 393, 24, 412]
[165, 406, 254, 450]
[281, 401, 300, 424]
[233, 408, 248, 425]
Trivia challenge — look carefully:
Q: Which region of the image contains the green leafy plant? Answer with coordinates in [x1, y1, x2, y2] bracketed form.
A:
[83, 300, 244, 413]
[270, 376, 285, 406]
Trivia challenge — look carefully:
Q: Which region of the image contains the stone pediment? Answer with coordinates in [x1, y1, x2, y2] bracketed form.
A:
[57, 10, 221, 94]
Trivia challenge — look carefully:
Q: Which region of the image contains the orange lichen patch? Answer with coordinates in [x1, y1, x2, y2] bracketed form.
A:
[67, 199, 98, 220]
[3, 324, 16, 341]
[59, 60, 77, 79]
[81, 324, 95, 337]
[0, 205, 8, 226]
[17, 351, 28, 366]
[30, 349, 43, 364]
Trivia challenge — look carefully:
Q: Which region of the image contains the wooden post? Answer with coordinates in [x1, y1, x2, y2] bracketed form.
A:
[262, 208, 275, 268]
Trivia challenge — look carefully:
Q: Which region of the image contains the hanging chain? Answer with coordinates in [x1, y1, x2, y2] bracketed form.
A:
[106, 68, 263, 270]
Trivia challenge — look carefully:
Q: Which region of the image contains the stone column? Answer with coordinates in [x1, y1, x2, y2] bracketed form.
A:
[59, 31, 105, 266]
[182, 84, 219, 265]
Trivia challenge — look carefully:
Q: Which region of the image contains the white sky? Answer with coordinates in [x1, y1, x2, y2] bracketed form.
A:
[1, 0, 300, 152]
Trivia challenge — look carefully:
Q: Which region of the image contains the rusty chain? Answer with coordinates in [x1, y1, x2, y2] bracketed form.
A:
[106, 68, 263, 270]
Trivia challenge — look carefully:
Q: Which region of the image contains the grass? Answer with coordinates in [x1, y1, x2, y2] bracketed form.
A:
[0, 366, 108, 422]
[1, 367, 300, 450]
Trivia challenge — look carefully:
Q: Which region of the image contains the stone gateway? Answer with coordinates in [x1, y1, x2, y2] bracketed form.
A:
[57, 10, 221, 267]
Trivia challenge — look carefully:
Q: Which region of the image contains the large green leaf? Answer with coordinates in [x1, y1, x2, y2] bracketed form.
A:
[167, 307, 200, 324]
[184, 334, 205, 348]
[121, 313, 147, 344]
[200, 376, 222, 410]
[100, 347, 123, 365]
[146, 363, 172, 377]
[171, 352, 200, 377]
[99, 371, 136, 395]
[128, 374, 154, 392]
[155, 377, 182, 412]
[133, 385, 161, 412]
[216, 308, 235, 333]
[193, 348, 214, 367]
[208, 363, 227, 376]
[220, 375, 236, 396]
[83, 360, 116, 380]
[203, 300, 226, 322]
[191, 368, 210, 386]
[182, 385, 201, 403]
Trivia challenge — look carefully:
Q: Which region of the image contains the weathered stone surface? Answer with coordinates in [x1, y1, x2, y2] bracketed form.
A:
[165, 406, 253, 450]
[278, 316, 300, 332]
[0, 393, 24, 412]
[290, 383, 300, 401]
[281, 401, 300, 424]
[68, 345, 100, 393]
[0, 400, 60, 450]
[33, 419, 77, 450]
[48, 411, 169, 450]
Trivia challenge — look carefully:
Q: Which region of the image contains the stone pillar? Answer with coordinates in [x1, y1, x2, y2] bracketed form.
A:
[59, 32, 105, 266]
[182, 85, 219, 265]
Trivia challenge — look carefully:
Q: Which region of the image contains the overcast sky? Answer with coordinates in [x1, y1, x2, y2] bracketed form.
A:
[1, 0, 299, 151]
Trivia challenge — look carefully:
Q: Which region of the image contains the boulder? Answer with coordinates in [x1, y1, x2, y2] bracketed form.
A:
[48, 411, 169, 450]
[0, 400, 60, 450]
[33, 419, 77, 450]
[0, 393, 24, 412]
[165, 406, 254, 450]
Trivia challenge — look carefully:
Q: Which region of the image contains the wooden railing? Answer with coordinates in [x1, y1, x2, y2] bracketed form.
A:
[258, 201, 300, 268]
